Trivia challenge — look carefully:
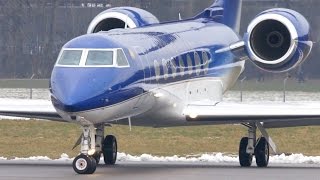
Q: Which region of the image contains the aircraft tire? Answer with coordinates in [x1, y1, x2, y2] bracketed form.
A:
[255, 137, 269, 167]
[92, 152, 101, 164]
[73, 154, 97, 174]
[103, 135, 117, 165]
[239, 137, 253, 167]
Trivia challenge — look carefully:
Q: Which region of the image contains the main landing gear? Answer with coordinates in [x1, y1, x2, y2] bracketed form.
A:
[72, 124, 118, 174]
[239, 122, 275, 168]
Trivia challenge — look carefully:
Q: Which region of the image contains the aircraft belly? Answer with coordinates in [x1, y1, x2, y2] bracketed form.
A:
[127, 77, 225, 127]
[185, 78, 223, 106]
[75, 93, 156, 124]
[130, 93, 186, 127]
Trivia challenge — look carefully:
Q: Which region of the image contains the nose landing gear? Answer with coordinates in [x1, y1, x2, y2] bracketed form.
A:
[72, 124, 118, 174]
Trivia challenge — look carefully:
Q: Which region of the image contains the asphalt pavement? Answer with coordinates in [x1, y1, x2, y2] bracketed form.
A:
[0, 161, 319, 180]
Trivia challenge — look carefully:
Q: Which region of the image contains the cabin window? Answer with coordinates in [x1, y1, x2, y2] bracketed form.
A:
[203, 51, 210, 74]
[171, 58, 177, 78]
[162, 59, 169, 80]
[116, 49, 129, 67]
[178, 56, 185, 76]
[57, 50, 83, 65]
[195, 51, 201, 75]
[86, 50, 114, 66]
[187, 54, 193, 75]
[154, 61, 160, 81]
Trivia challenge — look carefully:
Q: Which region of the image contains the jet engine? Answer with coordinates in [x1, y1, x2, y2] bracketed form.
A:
[244, 8, 313, 72]
[87, 7, 160, 34]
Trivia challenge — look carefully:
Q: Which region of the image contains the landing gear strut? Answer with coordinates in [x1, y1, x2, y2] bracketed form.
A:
[239, 123, 270, 168]
[72, 124, 118, 174]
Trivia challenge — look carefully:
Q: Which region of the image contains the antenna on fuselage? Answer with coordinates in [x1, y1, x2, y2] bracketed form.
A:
[179, 13, 182, 20]
[128, 117, 132, 131]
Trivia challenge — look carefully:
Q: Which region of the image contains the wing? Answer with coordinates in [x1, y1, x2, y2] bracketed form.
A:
[0, 98, 64, 122]
[183, 102, 320, 128]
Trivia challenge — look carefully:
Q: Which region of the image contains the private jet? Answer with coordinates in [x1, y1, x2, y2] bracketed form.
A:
[0, 0, 317, 174]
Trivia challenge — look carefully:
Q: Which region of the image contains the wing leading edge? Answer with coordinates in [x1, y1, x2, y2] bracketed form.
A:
[0, 99, 63, 122]
[183, 102, 320, 128]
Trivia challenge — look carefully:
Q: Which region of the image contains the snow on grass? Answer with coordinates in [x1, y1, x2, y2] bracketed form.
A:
[0, 153, 71, 162]
[270, 154, 320, 164]
[117, 153, 238, 163]
[0, 116, 30, 120]
[1, 153, 320, 165]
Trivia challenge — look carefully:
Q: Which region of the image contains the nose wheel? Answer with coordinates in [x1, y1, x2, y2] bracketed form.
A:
[103, 135, 118, 165]
[92, 152, 101, 164]
[73, 154, 97, 174]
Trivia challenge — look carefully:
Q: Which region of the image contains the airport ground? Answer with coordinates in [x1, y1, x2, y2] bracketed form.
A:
[0, 161, 320, 180]
[0, 78, 319, 91]
[0, 80, 320, 179]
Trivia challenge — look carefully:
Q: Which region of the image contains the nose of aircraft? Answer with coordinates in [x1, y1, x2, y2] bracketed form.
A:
[51, 67, 116, 112]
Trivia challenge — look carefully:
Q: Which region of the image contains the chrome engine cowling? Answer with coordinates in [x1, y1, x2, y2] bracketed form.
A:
[87, 7, 160, 34]
[244, 8, 313, 72]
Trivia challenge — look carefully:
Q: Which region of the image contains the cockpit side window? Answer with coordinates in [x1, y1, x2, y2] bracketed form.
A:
[86, 50, 114, 66]
[116, 49, 129, 67]
[57, 50, 82, 65]
[56, 48, 129, 67]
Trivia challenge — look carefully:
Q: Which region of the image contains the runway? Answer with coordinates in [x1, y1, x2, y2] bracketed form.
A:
[0, 162, 320, 180]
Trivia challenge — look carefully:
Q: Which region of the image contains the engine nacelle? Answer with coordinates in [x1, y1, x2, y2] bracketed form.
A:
[87, 7, 160, 34]
[244, 8, 313, 72]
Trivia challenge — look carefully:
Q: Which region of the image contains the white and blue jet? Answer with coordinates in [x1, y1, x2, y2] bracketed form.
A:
[0, 0, 317, 174]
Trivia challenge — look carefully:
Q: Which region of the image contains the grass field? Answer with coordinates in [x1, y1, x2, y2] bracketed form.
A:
[1, 120, 320, 159]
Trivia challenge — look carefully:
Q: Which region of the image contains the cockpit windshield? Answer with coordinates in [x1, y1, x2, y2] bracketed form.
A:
[86, 50, 113, 66]
[56, 48, 129, 67]
[57, 50, 82, 65]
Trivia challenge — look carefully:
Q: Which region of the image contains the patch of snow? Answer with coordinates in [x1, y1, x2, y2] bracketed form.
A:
[0, 116, 31, 120]
[0, 153, 74, 162]
[13, 156, 51, 161]
[270, 154, 320, 164]
[2, 153, 320, 165]
[58, 153, 72, 161]
[117, 153, 238, 163]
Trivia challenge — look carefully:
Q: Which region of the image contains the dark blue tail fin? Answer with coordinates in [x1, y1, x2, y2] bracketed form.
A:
[197, 0, 242, 33]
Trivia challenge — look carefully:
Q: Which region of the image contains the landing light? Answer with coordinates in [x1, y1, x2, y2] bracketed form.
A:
[154, 93, 164, 98]
[88, 149, 96, 156]
[189, 114, 198, 119]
